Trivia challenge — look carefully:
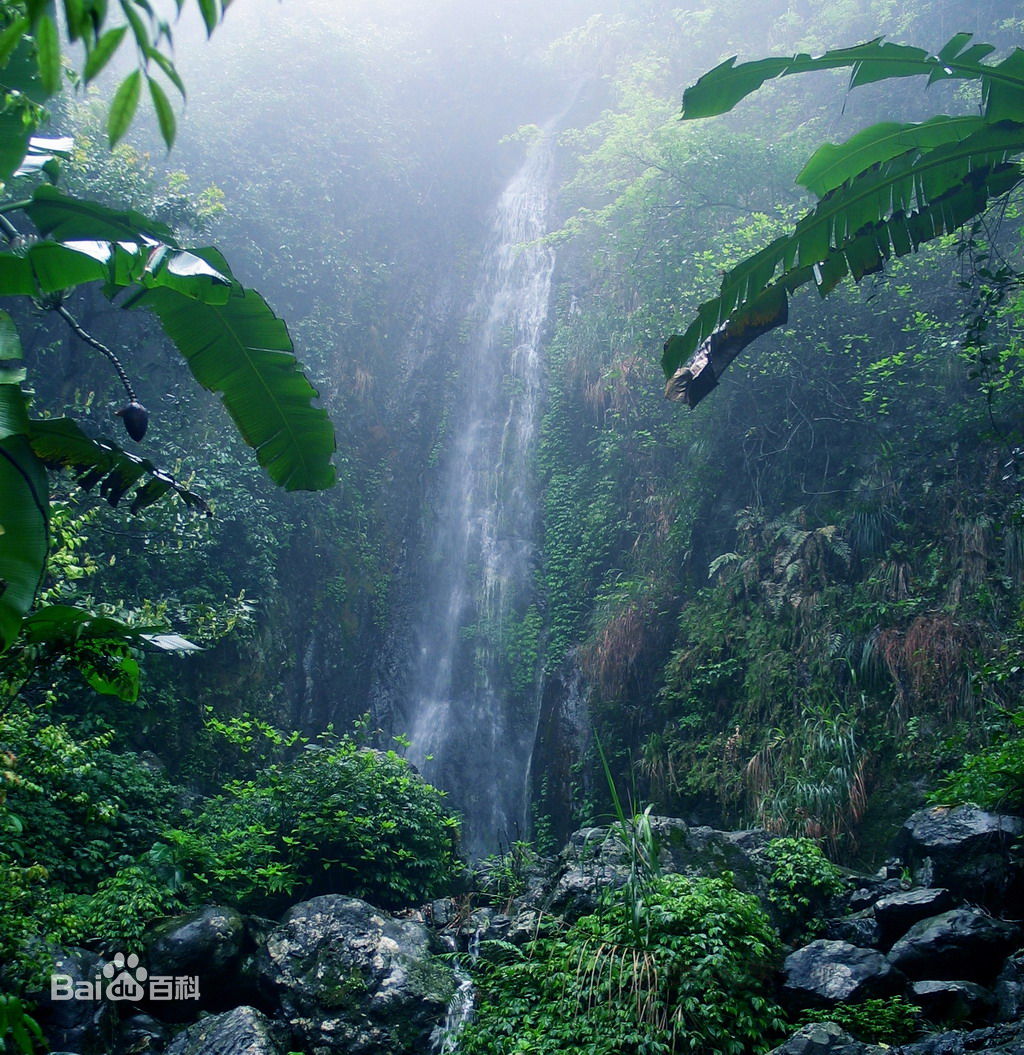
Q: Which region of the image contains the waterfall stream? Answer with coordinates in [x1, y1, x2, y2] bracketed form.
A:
[402, 120, 559, 857]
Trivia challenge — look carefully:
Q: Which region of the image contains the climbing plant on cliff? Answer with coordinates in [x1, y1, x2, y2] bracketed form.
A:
[661, 33, 1024, 405]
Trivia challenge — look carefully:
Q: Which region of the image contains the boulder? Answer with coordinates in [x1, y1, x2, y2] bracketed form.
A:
[847, 879, 904, 914]
[33, 946, 115, 1055]
[117, 1013, 170, 1054]
[895, 807, 1024, 912]
[993, 951, 1024, 1022]
[767, 1021, 884, 1055]
[164, 1006, 283, 1055]
[898, 1020, 1024, 1055]
[146, 905, 246, 1015]
[873, 888, 958, 948]
[887, 909, 1020, 983]
[825, 911, 882, 949]
[256, 895, 455, 1054]
[546, 817, 770, 919]
[910, 979, 997, 1026]
[781, 940, 905, 1008]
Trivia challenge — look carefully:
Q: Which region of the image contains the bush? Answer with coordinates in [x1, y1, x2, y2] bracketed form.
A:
[761, 837, 845, 942]
[928, 709, 1024, 812]
[461, 873, 785, 1055]
[168, 733, 461, 913]
[800, 997, 923, 1045]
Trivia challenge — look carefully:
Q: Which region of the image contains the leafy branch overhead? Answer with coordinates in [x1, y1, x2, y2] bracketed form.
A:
[662, 34, 1024, 407]
[0, 2, 336, 654]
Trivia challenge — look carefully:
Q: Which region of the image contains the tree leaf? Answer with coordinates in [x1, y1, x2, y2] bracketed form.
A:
[107, 68, 141, 147]
[663, 121, 1024, 381]
[140, 283, 337, 491]
[33, 12, 61, 93]
[83, 24, 127, 81]
[796, 115, 986, 197]
[196, 0, 218, 36]
[0, 310, 24, 364]
[147, 74, 176, 148]
[0, 423, 49, 653]
[27, 416, 211, 515]
[680, 35, 1024, 124]
[24, 184, 179, 243]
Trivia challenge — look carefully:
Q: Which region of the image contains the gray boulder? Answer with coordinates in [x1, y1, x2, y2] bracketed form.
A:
[33, 946, 115, 1055]
[887, 909, 1020, 983]
[146, 905, 246, 1014]
[546, 817, 771, 919]
[910, 979, 997, 1026]
[781, 940, 905, 1008]
[896, 807, 1024, 911]
[874, 888, 958, 948]
[767, 1021, 884, 1055]
[898, 1020, 1024, 1055]
[164, 1006, 283, 1055]
[825, 911, 882, 949]
[256, 895, 455, 1054]
[994, 952, 1024, 1023]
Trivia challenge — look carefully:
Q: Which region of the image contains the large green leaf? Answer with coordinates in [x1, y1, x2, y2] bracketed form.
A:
[18, 603, 200, 700]
[662, 140, 1024, 387]
[0, 394, 48, 650]
[28, 417, 211, 515]
[681, 35, 1024, 124]
[663, 33, 1024, 401]
[23, 184, 179, 243]
[141, 283, 337, 491]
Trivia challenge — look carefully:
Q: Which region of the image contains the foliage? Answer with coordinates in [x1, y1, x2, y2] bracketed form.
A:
[761, 836, 845, 941]
[167, 729, 461, 913]
[662, 33, 1024, 404]
[0, 3, 336, 658]
[461, 873, 785, 1055]
[928, 707, 1024, 810]
[0, 993, 43, 1055]
[800, 996, 923, 1045]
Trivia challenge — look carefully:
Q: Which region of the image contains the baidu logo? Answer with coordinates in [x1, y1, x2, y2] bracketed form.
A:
[50, 952, 200, 1002]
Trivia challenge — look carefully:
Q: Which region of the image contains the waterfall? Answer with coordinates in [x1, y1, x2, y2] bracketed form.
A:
[402, 120, 559, 858]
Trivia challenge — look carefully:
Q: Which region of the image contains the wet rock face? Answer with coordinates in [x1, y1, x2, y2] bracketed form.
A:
[146, 905, 247, 1014]
[256, 895, 455, 1055]
[895, 807, 1024, 911]
[873, 888, 959, 948]
[781, 940, 905, 1007]
[768, 1022, 885, 1055]
[164, 1005, 283, 1055]
[887, 908, 1020, 984]
[910, 979, 997, 1027]
[33, 947, 116, 1055]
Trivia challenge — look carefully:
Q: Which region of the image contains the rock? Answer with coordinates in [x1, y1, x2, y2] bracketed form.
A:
[781, 940, 905, 1008]
[847, 879, 904, 913]
[33, 946, 115, 1055]
[898, 1020, 1024, 1055]
[825, 910, 882, 949]
[117, 1012, 170, 1053]
[874, 888, 958, 947]
[887, 909, 1020, 983]
[146, 906, 246, 1015]
[910, 980, 997, 1026]
[256, 895, 455, 1054]
[164, 1006, 283, 1055]
[994, 952, 1024, 1022]
[896, 807, 1024, 912]
[546, 817, 771, 919]
[767, 1021, 885, 1055]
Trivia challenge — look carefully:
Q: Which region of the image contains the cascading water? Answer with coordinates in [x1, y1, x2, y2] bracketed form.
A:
[401, 119, 560, 857]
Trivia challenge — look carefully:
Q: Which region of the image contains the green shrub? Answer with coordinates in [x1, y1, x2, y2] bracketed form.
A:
[762, 837, 845, 942]
[461, 873, 785, 1055]
[928, 709, 1024, 812]
[168, 734, 461, 913]
[800, 997, 923, 1045]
